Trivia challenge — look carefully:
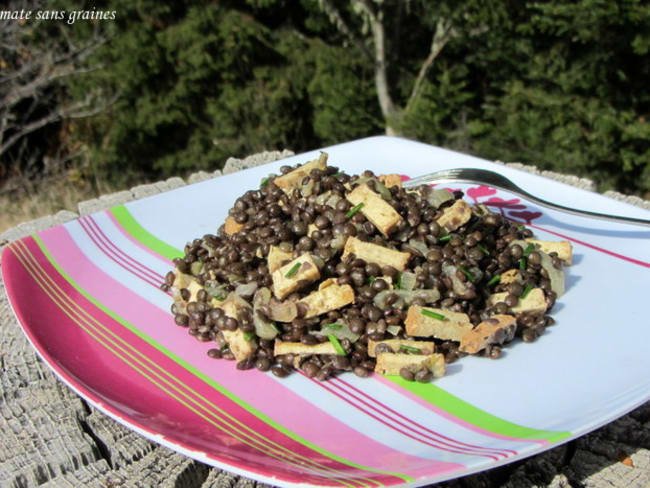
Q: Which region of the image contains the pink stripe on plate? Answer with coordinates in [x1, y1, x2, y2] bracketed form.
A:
[5, 239, 368, 486]
[84, 215, 165, 283]
[330, 377, 514, 459]
[375, 375, 548, 446]
[78, 218, 163, 289]
[106, 210, 174, 266]
[39, 225, 464, 479]
[308, 373, 501, 461]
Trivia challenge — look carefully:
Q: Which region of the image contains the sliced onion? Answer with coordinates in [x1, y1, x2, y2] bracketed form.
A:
[204, 280, 229, 299]
[399, 271, 417, 291]
[539, 250, 565, 297]
[315, 191, 332, 206]
[330, 234, 347, 250]
[387, 325, 401, 336]
[469, 266, 484, 283]
[373, 289, 440, 309]
[235, 282, 258, 298]
[252, 288, 279, 339]
[326, 193, 342, 208]
[442, 263, 474, 298]
[200, 242, 216, 258]
[427, 189, 454, 209]
[301, 181, 315, 197]
[407, 238, 429, 257]
[226, 273, 245, 284]
[311, 254, 325, 270]
[268, 300, 298, 323]
[313, 321, 360, 343]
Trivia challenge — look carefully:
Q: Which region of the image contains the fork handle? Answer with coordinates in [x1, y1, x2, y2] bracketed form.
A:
[513, 190, 650, 227]
[405, 174, 650, 227]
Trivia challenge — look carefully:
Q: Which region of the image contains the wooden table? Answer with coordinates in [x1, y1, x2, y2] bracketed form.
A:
[1, 150, 649, 487]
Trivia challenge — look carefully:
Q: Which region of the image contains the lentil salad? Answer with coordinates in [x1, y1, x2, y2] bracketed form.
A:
[162, 153, 572, 382]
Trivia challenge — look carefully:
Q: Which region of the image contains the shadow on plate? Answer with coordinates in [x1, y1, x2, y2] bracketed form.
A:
[443, 363, 463, 378]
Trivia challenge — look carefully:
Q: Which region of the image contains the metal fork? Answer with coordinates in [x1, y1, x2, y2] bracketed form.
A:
[403, 168, 650, 227]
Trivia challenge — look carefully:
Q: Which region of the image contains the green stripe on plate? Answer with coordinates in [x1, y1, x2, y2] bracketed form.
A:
[110, 205, 183, 260]
[389, 377, 571, 443]
[33, 235, 412, 484]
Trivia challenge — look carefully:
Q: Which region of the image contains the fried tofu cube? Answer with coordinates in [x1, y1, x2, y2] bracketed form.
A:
[298, 283, 355, 319]
[375, 353, 446, 378]
[378, 174, 403, 188]
[172, 269, 192, 289]
[273, 153, 328, 195]
[342, 236, 411, 271]
[267, 245, 294, 273]
[272, 253, 321, 299]
[459, 314, 517, 354]
[404, 306, 473, 341]
[173, 271, 205, 303]
[525, 239, 573, 265]
[224, 216, 244, 235]
[500, 269, 523, 285]
[185, 280, 204, 302]
[436, 200, 472, 232]
[221, 299, 257, 361]
[367, 339, 436, 357]
[274, 340, 337, 356]
[222, 329, 256, 362]
[346, 183, 403, 236]
[488, 288, 547, 314]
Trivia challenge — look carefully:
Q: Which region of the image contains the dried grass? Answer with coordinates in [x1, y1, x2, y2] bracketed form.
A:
[0, 172, 118, 235]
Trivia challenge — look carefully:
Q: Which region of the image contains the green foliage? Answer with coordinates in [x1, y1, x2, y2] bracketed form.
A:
[12, 0, 649, 195]
[307, 40, 380, 144]
[396, 0, 650, 193]
[470, 0, 650, 193]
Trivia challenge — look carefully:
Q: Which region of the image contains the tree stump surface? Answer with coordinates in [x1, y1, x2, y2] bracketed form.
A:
[1, 149, 648, 488]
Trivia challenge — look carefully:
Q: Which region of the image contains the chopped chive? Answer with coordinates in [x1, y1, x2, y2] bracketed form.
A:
[260, 177, 270, 188]
[438, 234, 452, 243]
[367, 276, 376, 285]
[400, 345, 422, 354]
[395, 273, 402, 290]
[517, 223, 526, 230]
[323, 323, 343, 330]
[518, 257, 527, 270]
[420, 309, 447, 321]
[458, 265, 475, 282]
[520, 283, 533, 299]
[487, 274, 501, 286]
[328, 334, 346, 355]
[477, 243, 489, 255]
[285, 262, 302, 278]
[243, 331, 255, 341]
[523, 243, 535, 256]
[215, 294, 227, 301]
[346, 202, 365, 219]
